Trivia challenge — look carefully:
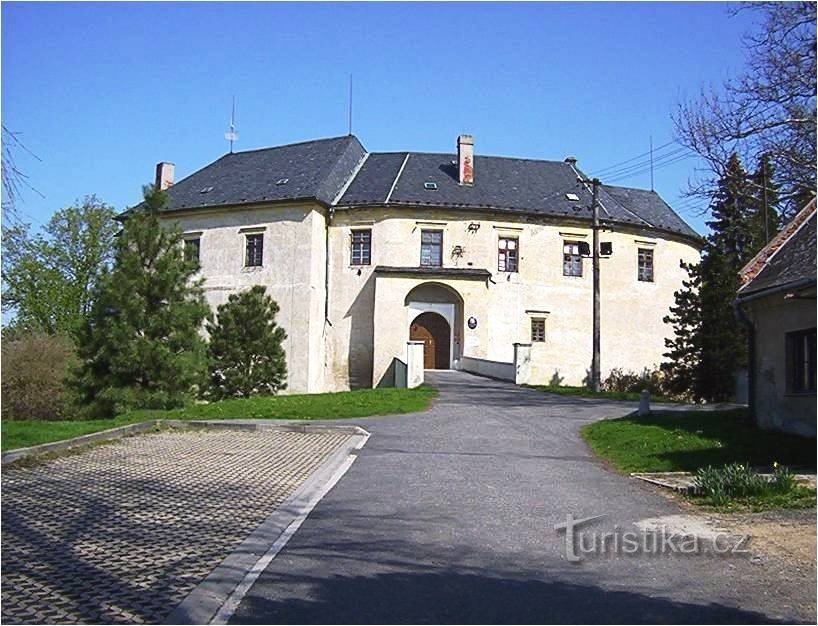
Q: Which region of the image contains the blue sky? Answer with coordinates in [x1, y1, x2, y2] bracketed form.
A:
[2, 2, 757, 233]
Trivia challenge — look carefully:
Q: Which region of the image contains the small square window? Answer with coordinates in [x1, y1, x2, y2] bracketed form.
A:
[420, 230, 443, 267]
[245, 233, 264, 267]
[563, 241, 583, 277]
[351, 229, 371, 266]
[531, 318, 546, 342]
[498, 237, 519, 272]
[184, 237, 200, 263]
[638, 248, 654, 282]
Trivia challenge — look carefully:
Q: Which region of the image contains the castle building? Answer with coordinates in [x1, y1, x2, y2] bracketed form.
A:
[150, 134, 702, 393]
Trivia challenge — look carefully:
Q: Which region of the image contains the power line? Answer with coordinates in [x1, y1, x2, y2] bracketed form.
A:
[605, 151, 695, 183]
[589, 139, 677, 176]
[600, 146, 690, 179]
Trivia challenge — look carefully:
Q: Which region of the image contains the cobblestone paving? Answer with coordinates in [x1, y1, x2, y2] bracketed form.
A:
[1, 428, 349, 624]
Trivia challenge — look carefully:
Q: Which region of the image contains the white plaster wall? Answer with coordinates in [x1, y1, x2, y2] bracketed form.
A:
[328, 207, 701, 389]
[159, 203, 327, 394]
[746, 293, 816, 437]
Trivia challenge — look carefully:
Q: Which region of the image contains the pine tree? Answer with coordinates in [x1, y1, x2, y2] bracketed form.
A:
[695, 245, 746, 402]
[73, 186, 210, 417]
[207, 285, 287, 398]
[746, 153, 781, 258]
[662, 156, 755, 402]
[661, 260, 703, 399]
[706, 153, 754, 265]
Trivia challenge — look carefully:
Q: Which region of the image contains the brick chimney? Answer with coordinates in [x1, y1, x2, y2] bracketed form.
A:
[155, 162, 175, 190]
[457, 135, 474, 186]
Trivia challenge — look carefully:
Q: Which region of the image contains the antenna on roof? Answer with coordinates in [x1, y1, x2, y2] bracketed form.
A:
[347, 73, 353, 136]
[649, 134, 654, 191]
[225, 96, 239, 153]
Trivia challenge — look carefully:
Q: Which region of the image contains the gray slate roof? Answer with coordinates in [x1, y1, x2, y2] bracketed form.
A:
[740, 211, 816, 297]
[150, 135, 699, 242]
[157, 135, 365, 211]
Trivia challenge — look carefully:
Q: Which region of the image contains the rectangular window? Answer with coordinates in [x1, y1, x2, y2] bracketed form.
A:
[245, 233, 264, 267]
[786, 328, 817, 393]
[638, 248, 654, 282]
[184, 238, 200, 263]
[531, 318, 546, 342]
[563, 241, 583, 277]
[498, 237, 519, 272]
[420, 230, 443, 267]
[350, 229, 372, 266]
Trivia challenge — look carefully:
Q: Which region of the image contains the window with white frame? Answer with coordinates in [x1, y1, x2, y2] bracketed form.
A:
[350, 229, 372, 265]
[245, 233, 264, 267]
[498, 237, 519, 272]
[420, 230, 443, 267]
[638, 248, 654, 282]
[563, 241, 583, 277]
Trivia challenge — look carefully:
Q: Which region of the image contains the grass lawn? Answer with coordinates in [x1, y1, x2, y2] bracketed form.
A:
[1, 386, 437, 451]
[580, 408, 816, 473]
[526, 384, 679, 404]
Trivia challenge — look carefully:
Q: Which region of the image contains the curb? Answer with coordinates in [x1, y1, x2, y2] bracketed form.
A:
[165, 429, 370, 624]
[1, 420, 164, 465]
[1, 419, 368, 465]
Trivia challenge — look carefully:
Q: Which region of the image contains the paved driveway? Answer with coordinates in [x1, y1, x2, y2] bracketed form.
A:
[1, 428, 351, 624]
[233, 371, 814, 624]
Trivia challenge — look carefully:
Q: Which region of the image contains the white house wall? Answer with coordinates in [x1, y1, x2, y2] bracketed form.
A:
[161, 203, 327, 394]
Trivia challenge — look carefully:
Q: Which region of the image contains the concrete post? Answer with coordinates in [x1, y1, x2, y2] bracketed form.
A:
[513, 342, 532, 385]
[639, 390, 651, 416]
[406, 341, 425, 388]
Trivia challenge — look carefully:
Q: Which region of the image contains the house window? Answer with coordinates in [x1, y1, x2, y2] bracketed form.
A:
[184, 238, 200, 263]
[531, 318, 546, 342]
[351, 229, 372, 266]
[420, 230, 443, 267]
[786, 328, 816, 393]
[638, 248, 654, 282]
[498, 237, 519, 272]
[245, 233, 264, 267]
[563, 241, 583, 277]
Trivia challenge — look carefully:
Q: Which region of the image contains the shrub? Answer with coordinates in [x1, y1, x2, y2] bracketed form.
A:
[1, 333, 78, 421]
[693, 462, 796, 506]
[603, 367, 665, 396]
[207, 285, 287, 399]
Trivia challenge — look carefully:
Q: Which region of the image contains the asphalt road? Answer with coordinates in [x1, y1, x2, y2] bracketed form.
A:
[231, 371, 813, 624]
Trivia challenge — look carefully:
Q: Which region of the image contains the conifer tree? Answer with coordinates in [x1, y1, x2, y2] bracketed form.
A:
[661, 261, 703, 399]
[662, 155, 756, 401]
[746, 153, 781, 258]
[207, 285, 287, 398]
[73, 185, 210, 417]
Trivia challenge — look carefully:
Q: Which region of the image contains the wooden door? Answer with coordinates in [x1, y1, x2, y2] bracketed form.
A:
[410, 312, 450, 369]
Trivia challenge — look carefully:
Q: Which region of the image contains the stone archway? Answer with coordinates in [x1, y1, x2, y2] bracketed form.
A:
[410, 312, 451, 369]
[404, 282, 464, 369]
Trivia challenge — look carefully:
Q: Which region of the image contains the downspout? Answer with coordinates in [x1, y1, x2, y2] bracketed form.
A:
[324, 206, 334, 326]
[733, 298, 755, 420]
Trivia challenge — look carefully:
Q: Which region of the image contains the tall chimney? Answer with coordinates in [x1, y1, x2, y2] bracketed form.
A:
[457, 135, 474, 186]
[155, 162, 175, 190]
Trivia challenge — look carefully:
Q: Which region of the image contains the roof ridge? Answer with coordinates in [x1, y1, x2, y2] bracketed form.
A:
[378, 150, 572, 166]
[226, 134, 355, 156]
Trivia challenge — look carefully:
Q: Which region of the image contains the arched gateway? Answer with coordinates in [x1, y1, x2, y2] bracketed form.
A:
[410, 312, 451, 369]
[404, 282, 464, 370]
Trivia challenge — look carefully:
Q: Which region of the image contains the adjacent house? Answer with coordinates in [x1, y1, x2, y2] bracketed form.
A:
[147, 134, 702, 394]
[737, 198, 816, 436]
